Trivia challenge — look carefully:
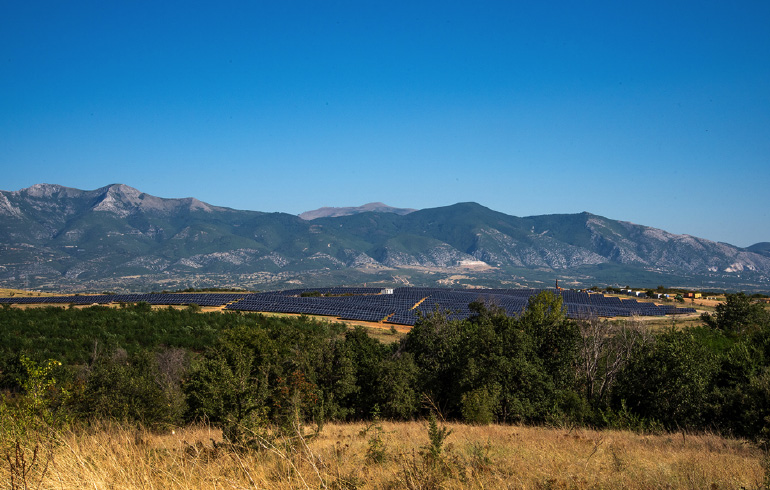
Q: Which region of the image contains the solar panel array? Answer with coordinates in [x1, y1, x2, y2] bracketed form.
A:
[0, 293, 248, 307]
[0, 287, 698, 325]
[223, 287, 697, 325]
[225, 289, 416, 323]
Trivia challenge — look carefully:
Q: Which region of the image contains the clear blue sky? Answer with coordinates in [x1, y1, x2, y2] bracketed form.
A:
[2, 1, 768, 247]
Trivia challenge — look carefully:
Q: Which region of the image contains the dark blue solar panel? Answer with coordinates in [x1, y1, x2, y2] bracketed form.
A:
[0, 288, 701, 325]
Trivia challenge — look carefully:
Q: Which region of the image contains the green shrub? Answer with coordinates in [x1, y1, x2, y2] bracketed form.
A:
[461, 386, 498, 425]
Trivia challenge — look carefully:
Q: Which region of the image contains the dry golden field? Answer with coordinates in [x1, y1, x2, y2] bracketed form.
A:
[3, 421, 765, 490]
[0, 288, 55, 298]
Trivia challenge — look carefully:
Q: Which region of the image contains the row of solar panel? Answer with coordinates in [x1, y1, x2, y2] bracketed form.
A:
[0, 288, 698, 324]
[0, 293, 249, 306]
[279, 287, 384, 296]
[227, 288, 698, 323]
[237, 293, 419, 306]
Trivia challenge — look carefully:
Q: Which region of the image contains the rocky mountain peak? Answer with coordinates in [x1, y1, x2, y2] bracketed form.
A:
[90, 184, 216, 216]
[92, 184, 143, 216]
[22, 183, 68, 198]
[0, 193, 22, 217]
[103, 183, 142, 198]
[185, 197, 214, 212]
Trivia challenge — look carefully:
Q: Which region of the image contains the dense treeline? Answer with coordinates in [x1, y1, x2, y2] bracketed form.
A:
[0, 302, 234, 364]
[1, 293, 768, 447]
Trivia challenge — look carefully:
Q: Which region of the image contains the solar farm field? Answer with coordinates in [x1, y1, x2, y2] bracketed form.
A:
[0, 287, 697, 325]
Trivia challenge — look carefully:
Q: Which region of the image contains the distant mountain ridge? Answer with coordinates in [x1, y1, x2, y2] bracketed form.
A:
[1, 183, 225, 218]
[299, 202, 416, 220]
[0, 184, 768, 293]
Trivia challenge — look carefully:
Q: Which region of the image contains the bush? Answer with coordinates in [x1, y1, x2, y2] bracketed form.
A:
[72, 349, 186, 427]
[612, 329, 717, 430]
[461, 386, 498, 425]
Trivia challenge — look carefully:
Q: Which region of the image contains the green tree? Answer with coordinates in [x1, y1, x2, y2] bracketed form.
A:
[576, 316, 651, 409]
[185, 316, 357, 442]
[343, 326, 387, 418]
[184, 326, 271, 444]
[518, 291, 580, 391]
[345, 327, 418, 419]
[705, 314, 770, 443]
[375, 352, 418, 419]
[402, 308, 468, 417]
[613, 328, 718, 430]
[74, 349, 185, 427]
[402, 294, 585, 424]
[701, 292, 769, 335]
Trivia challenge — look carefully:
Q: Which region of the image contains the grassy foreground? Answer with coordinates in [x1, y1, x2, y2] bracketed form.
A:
[2, 421, 765, 489]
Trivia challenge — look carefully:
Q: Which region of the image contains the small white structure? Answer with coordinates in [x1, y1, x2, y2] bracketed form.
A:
[381, 288, 394, 295]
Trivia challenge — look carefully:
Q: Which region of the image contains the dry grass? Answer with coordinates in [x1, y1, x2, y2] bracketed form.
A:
[0, 288, 56, 298]
[1, 421, 764, 489]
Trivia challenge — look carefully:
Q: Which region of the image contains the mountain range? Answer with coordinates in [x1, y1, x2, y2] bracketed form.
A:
[1, 183, 768, 293]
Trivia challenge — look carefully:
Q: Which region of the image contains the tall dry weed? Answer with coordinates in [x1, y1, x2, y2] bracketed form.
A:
[0, 421, 764, 489]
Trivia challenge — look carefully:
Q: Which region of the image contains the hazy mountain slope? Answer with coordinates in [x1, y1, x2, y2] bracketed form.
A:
[299, 202, 416, 220]
[747, 243, 770, 258]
